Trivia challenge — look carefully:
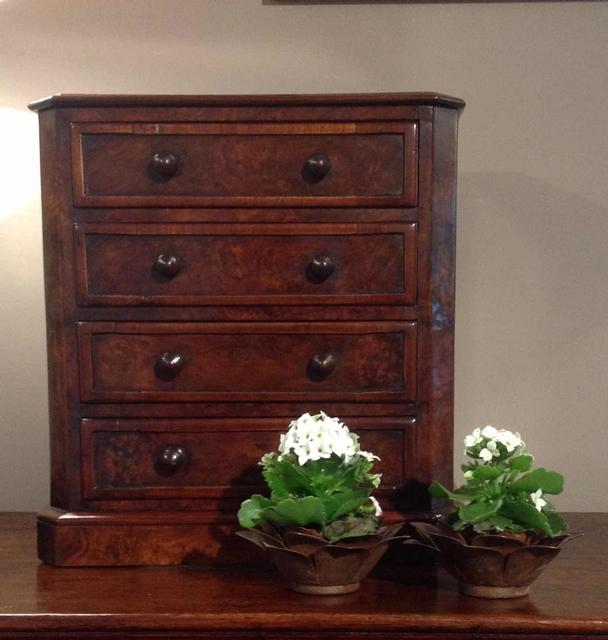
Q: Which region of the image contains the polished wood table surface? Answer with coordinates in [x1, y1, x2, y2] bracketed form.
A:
[0, 513, 606, 639]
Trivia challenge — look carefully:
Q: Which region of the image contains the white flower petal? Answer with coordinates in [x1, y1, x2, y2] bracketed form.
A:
[481, 425, 498, 439]
[479, 448, 493, 462]
[464, 427, 483, 448]
[530, 489, 547, 511]
[369, 496, 383, 517]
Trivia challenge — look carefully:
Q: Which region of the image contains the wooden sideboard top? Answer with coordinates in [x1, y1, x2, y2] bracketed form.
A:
[28, 92, 465, 112]
[0, 512, 606, 637]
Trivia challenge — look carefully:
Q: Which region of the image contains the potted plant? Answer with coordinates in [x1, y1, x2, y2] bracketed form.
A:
[409, 425, 578, 599]
[236, 411, 403, 595]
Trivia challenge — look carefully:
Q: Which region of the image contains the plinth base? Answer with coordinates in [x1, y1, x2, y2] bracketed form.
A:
[37, 507, 258, 566]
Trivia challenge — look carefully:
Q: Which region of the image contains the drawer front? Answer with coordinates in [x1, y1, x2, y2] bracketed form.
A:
[75, 222, 417, 306]
[81, 417, 416, 501]
[71, 122, 418, 207]
[78, 322, 417, 403]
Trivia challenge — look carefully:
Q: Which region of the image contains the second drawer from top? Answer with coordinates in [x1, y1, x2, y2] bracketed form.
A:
[74, 222, 417, 306]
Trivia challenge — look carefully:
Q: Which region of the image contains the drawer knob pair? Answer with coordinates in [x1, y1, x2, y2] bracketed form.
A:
[149, 152, 330, 184]
[303, 153, 331, 183]
[155, 445, 187, 476]
[153, 253, 333, 284]
[154, 350, 335, 383]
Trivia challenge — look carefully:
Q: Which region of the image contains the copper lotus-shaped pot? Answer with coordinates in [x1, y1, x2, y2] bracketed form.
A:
[237, 523, 404, 595]
[408, 521, 579, 598]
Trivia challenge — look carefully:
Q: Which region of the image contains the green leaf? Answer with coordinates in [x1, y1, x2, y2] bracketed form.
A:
[511, 468, 564, 495]
[322, 515, 378, 543]
[428, 481, 449, 498]
[305, 457, 348, 494]
[501, 500, 552, 535]
[545, 510, 568, 536]
[237, 494, 275, 528]
[451, 517, 467, 531]
[274, 496, 327, 526]
[459, 498, 502, 524]
[509, 454, 533, 472]
[261, 456, 313, 499]
[487, 513, 520, 532]
[352, 456, 379, 486]
[472, 464, 503, 480]
[428, 481, 471, 505]
[322, 489, 371, 521]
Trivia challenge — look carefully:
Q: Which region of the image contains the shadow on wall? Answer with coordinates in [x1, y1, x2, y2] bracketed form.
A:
[455, 171, 608, 511]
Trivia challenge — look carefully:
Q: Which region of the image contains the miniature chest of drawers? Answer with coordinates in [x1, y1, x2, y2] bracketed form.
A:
[29, 93, 464, 566]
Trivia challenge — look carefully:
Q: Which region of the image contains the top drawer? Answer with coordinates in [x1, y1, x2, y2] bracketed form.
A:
[71, 122, 418, 208]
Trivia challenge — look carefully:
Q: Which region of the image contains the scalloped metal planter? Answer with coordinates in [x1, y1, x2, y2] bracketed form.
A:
[408, 521, 580, 599]
[237, 523, 404, 595]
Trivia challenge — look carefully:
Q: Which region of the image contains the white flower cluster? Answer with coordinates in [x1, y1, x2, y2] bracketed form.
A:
[464, 425, 524, 463]
[278, 411, 379, 466]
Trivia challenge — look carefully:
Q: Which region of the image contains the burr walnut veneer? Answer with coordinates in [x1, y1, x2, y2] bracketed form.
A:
[30, 93, 464, 566]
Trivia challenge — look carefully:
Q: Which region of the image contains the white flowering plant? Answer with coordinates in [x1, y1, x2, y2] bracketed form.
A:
[429, 426, 567, 536]
[238, 412, 383, 542]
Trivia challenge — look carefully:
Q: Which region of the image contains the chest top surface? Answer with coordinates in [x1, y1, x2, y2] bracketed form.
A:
[29, 92, 466, 111]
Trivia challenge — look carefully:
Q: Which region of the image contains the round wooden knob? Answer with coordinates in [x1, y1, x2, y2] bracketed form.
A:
[153, 254, 180, 280]
[155, 446, 187, 476]
[154, 352, 185, 381]
[306, 255, 335, 284]
[306, 353, 336, 382]
[302, 153, 331, 183]
[149, 152, 179, 180]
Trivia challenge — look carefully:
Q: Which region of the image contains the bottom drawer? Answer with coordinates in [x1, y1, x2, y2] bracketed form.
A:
[81, 417, 416, 505]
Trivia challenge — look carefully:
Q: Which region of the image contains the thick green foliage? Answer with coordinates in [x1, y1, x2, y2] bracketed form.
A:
[238, 452, 380, 541]
[430, 460, 567, 536]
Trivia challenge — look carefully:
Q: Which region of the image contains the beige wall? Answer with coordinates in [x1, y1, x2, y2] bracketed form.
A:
[1, 0, 606, 512]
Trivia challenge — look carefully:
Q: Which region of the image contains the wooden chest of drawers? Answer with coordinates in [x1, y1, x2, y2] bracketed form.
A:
[30, 93, 464, 566]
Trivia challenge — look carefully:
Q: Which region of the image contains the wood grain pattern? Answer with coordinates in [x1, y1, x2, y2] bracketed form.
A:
[80, 417, 413, 502]
[77, 321, 417, 403]
[415, 107, 459, 492]
[74, 222, 417, 306]
[72, 121, 418, 208]
[3, 512, 608, 638]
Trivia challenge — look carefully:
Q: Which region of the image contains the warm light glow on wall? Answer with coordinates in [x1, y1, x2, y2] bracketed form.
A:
[0, 108, 40, 222]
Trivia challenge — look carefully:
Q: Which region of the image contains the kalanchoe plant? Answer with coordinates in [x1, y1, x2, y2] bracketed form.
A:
[238, 411, 383, 542]
[429, 425, 567, 537]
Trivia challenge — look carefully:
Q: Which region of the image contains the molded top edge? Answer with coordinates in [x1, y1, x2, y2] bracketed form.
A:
[28, 92, 465, 112]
